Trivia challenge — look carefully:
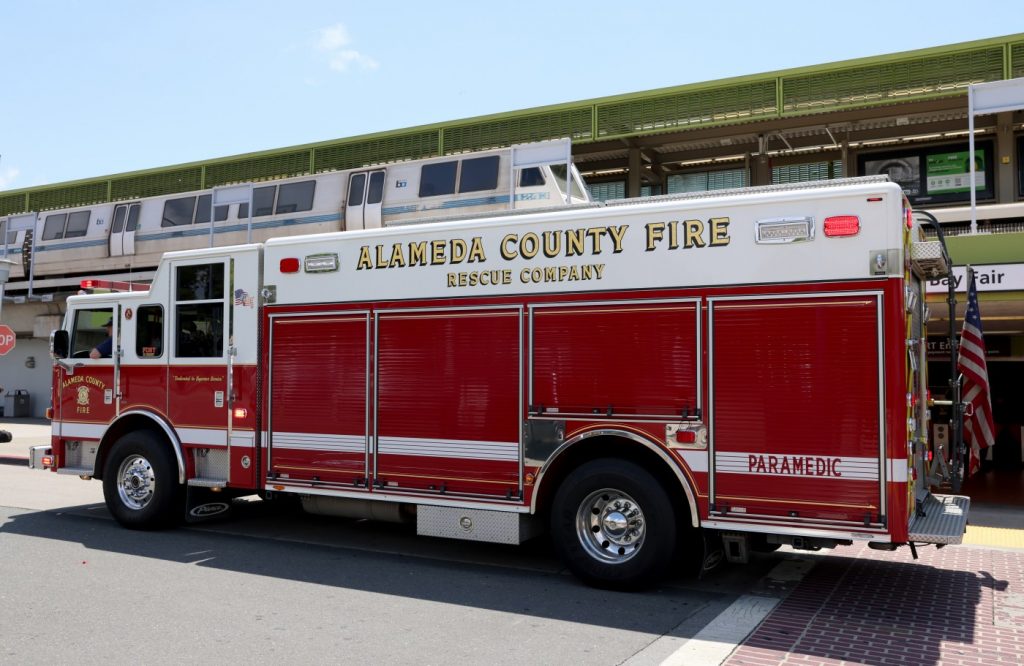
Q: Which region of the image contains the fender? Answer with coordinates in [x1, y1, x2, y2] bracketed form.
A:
[105, 409, 187, 484]
[530, 427, 700, 528]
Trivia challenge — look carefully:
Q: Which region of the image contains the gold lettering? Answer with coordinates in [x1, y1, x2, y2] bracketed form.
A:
[710, 217, 731, 246]
[520, 232, 539, 259]
[388, 244, 406, 268]
[586, 228, 604, 254]
[668, 220, 679, 249]
[684, 219, 706, 248]
[468, 237, 486, 263]
[375, 244, 388, 269]
[357, 246, 373, 270]
[542, 231, 561, 258]
[409, 242, 428, 266]
[607, 225, 628, 253]
[431, 240, 446, 265]
[565, 228, 586, 257]
[645, 223, 664, 251]
[450, 238, 467, 263]
[501, 234, 518, 260]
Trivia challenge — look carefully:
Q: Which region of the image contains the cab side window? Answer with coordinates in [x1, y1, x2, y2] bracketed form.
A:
[175, 263, 224, 358]
[71, 308, 113, 359]
[136, 305, 164, 358]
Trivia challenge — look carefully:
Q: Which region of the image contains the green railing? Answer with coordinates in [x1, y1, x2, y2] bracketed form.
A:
[2, 33, 1021, 217]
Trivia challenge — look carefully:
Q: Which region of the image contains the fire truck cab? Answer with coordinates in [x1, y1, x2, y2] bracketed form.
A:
[35, 176, 969, 589]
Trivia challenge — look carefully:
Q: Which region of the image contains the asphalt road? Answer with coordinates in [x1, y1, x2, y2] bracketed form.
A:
[0, 463, 804, 665]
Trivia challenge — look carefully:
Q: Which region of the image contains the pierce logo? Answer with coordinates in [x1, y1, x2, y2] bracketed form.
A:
[189, 502, 230, 518]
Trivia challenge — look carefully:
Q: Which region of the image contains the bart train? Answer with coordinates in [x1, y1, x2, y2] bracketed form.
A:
[1, 143, 590, 291]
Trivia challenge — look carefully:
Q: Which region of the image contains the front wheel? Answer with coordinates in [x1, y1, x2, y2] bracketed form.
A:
[102, 431, 182, 529]
[550, 458, 678, 590]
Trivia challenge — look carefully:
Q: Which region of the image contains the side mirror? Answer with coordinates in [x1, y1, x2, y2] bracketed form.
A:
[50, 329, 69, 359]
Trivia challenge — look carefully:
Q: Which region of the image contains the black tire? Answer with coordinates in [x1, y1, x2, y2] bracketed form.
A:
[550, 458, 677, 590]
[102, 431, 182, 529]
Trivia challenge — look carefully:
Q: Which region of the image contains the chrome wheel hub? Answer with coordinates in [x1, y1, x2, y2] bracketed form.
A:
[117, 455, 155, 510]
[575, 488, 646, 564]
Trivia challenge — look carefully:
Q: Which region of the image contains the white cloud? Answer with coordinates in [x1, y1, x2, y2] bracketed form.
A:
[0, 166, 20, 190]
[315, 23, 378, 72]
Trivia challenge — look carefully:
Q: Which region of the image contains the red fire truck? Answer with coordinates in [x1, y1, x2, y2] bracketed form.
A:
[31, 175, 968, 589]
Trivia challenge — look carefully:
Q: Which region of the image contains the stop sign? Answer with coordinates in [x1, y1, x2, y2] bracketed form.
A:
[0, 324, 15, 356]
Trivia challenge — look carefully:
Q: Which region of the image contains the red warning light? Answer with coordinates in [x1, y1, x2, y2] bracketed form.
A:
[824, 216, 860, 237]
[279, 258, 300, 273]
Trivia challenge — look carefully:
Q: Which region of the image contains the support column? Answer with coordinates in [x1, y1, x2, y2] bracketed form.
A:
[627, 147, 642, 198]
[749, 136, 772, 186]
[995, 111, 1016, 203]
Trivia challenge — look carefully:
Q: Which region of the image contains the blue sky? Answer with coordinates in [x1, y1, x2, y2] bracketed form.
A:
[1, 1, 1021, 191]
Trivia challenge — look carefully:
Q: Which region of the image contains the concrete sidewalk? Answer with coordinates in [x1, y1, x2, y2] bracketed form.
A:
[0, 418, 50, 463]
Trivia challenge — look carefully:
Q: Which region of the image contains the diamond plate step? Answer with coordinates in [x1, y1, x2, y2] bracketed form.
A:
[909, 494, 970, 545]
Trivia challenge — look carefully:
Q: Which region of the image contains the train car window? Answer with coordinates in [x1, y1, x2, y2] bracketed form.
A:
[519, 167, 545, 187]
[174, 263, 224, 358]
[42, 213, 68, 240]
[419, 161, 457, 197]
[162, 197, 197, 227]
[458, 155, 500, 193]
[239, 186, 276, 218]
[348, 174, 366, 206]
[276, 181, 316, 214]
[111, 206, 127, 233]
[5, 230, 16, 246]
[136, 305, 164, 358]
[195, 195, 230, 225]
[550, 164, 586, 199]
[64, 211, 91, 238]
[126, 204, 142, 231]
[254, 186, 276, 216]
[367, 172, 385, 205]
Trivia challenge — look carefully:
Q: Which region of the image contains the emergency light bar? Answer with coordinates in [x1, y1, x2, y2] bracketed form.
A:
[79, 279, 150, 292]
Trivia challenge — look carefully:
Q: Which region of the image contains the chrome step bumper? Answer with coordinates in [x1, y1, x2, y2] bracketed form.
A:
[908, 494, 970, 545]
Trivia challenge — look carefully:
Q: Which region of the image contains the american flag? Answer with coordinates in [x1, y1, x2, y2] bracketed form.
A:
[958, 268, 995, 475]
[233, 288, 254, 308]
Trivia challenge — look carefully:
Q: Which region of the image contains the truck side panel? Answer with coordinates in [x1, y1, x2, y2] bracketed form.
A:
[709, 293, 884, 527]
[375, 307, 521, 498]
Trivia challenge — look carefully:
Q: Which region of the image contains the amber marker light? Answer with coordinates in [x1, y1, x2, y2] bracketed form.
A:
[233, 408, 248, 419]
[41, 455, 54, 467]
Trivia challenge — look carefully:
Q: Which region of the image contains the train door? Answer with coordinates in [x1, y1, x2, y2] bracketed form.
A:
[345, 170, 385, 230]
[109, 203, 140, 257]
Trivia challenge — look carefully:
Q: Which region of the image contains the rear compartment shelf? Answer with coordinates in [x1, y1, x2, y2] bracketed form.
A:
[908, 494, 970, 545]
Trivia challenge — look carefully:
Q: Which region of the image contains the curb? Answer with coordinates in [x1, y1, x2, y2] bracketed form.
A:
[0, 456, 29, 467]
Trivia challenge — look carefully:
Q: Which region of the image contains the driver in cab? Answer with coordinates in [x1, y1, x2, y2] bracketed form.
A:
[89, 318, 113, 359]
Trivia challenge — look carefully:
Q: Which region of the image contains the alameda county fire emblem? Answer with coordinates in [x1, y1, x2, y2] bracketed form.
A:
[76, 386, 90, 407]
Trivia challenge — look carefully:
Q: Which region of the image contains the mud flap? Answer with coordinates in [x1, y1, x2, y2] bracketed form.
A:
[699, 530, 725, 576]
[184, 485, 233, 524]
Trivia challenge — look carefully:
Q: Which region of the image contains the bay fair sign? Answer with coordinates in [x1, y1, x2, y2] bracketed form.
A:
[925, 264, 1024, 294]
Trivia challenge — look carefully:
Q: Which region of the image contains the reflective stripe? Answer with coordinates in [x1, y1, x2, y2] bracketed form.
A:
[378, 436, 518, 462]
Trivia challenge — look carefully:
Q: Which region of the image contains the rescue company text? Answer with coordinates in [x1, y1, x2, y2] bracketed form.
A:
[354, 219, 731, 288]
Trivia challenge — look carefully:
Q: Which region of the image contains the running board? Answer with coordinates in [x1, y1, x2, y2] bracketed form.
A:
[188, 477, 227, 489]
[908, 494, 970, 545]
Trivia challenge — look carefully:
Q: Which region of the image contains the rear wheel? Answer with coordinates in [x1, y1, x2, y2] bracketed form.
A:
[550, 458, 677, 590]
[102, 431, 182, 529]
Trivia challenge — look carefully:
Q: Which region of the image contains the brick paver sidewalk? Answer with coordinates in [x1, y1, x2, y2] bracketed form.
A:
[726, 543, 1024, 665]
